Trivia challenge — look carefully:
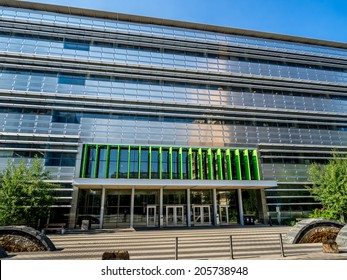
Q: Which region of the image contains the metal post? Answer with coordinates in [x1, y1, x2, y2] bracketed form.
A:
[229, 235, 234, 259]
[175, 237, 178, 260]
[238, 189, 244, 225]
[160, 187, 163, 228]
[130, 186, 135, 228]
[99, 187, 106, 229]
[187, 189, 191, 227]
[279, 233, 285, 257]
[213, 188, 218, 226]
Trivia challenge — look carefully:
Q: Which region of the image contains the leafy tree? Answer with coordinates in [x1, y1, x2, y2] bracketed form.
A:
[0, 156, 56, 228]
[307, 152, 347, 223]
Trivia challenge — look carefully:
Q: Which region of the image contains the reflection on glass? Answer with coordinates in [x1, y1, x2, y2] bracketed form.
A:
[129, 148, 139, 178]
[108, 147, 118, 178]
[161, 149, 169, 179]
[171, 150, 179, 179]
[140, 148, 149, 178]
[86, 147, 96, 177]
[151, 149, 159, 179]
[118, 148, 128, 178]
[97, 147, 107, 178]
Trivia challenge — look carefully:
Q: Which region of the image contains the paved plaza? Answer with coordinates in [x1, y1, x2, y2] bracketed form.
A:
[3, 225, 347, 260]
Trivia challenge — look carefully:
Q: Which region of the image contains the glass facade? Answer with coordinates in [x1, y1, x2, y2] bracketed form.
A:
[0, 2, 347, 226]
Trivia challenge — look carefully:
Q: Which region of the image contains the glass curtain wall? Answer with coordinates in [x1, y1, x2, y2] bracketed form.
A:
[103, 190, 131, 228]
[76, 189, 101, 229]
[81, 144, 260, 181]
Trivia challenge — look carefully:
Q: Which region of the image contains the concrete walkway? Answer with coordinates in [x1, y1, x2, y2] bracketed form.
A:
[4, 225, 347, 260]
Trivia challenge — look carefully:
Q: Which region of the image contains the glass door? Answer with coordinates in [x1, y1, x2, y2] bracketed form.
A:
[166, 205, 184, 226]
[219, 205, 229, 225]
[193, 205, 211, 226]
[146, 205, 157, 227]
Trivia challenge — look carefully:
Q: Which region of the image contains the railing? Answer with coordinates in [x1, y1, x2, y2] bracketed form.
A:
[170, 233, 319, 260]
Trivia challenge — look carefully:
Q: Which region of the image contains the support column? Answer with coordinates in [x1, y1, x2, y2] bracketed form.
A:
[238, 189, 244, 225]
[187, 189, 191, 227]
[213, 188, 219, 226]
[130, 186, 135, 228]
[99, 187, 106, 229]
[68, 185, 79, 229]
[159, 187, 163, 228]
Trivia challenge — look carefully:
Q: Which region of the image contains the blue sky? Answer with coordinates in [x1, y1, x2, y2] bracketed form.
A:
[28, 0, 347, 43]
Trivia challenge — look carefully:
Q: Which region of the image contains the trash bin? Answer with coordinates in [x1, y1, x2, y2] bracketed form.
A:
[243, 214, 255, 225]
[81, 219, 90, 230]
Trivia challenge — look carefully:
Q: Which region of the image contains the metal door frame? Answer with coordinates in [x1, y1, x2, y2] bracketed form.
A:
[166, 205, 184, 226]
[146, 205, 157, 227]
[219, 205, 229, 225]
[192, 204, 211, 226]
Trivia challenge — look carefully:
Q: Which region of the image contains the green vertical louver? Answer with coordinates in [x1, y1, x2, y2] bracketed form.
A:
[179, 147, 183, 180]
[188, 148, 193, 179]
[252, 150, 260, 180]
[81, 144, 88, 178]
[81, 144, 261, 182]
[208, 148, 213, 180]
[235, 149, 242, 180]
[217, 149, 223, 180]
[198, 148, 203, 180]
[226, 149, 232, 180]
[159, 147, 162, 179]
[127, 146, 131, 179]
[149, 146, 152, 179]
[243, 149, 251, 180]
[116, 145, 120, 179]
[169, 147, 173, 179]
[138, 146, 141, 179]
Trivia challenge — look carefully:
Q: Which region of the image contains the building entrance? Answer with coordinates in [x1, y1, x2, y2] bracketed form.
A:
[192, 205, 211, 226]
[219, 205, 229, 224]
[146, 205, 157, 227]
[166, 205, 184, 226]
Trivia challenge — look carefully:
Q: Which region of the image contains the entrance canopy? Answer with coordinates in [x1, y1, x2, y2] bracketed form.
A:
[73, 178, 277, 190]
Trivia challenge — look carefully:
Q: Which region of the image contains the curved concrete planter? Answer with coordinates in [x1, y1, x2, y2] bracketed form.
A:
[0, 226, 56, 252]
[284, 218, 345, 244]
[336, 224, 347, 247]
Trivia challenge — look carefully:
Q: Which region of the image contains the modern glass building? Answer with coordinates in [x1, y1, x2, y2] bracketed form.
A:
[1, 0, 347, 229]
